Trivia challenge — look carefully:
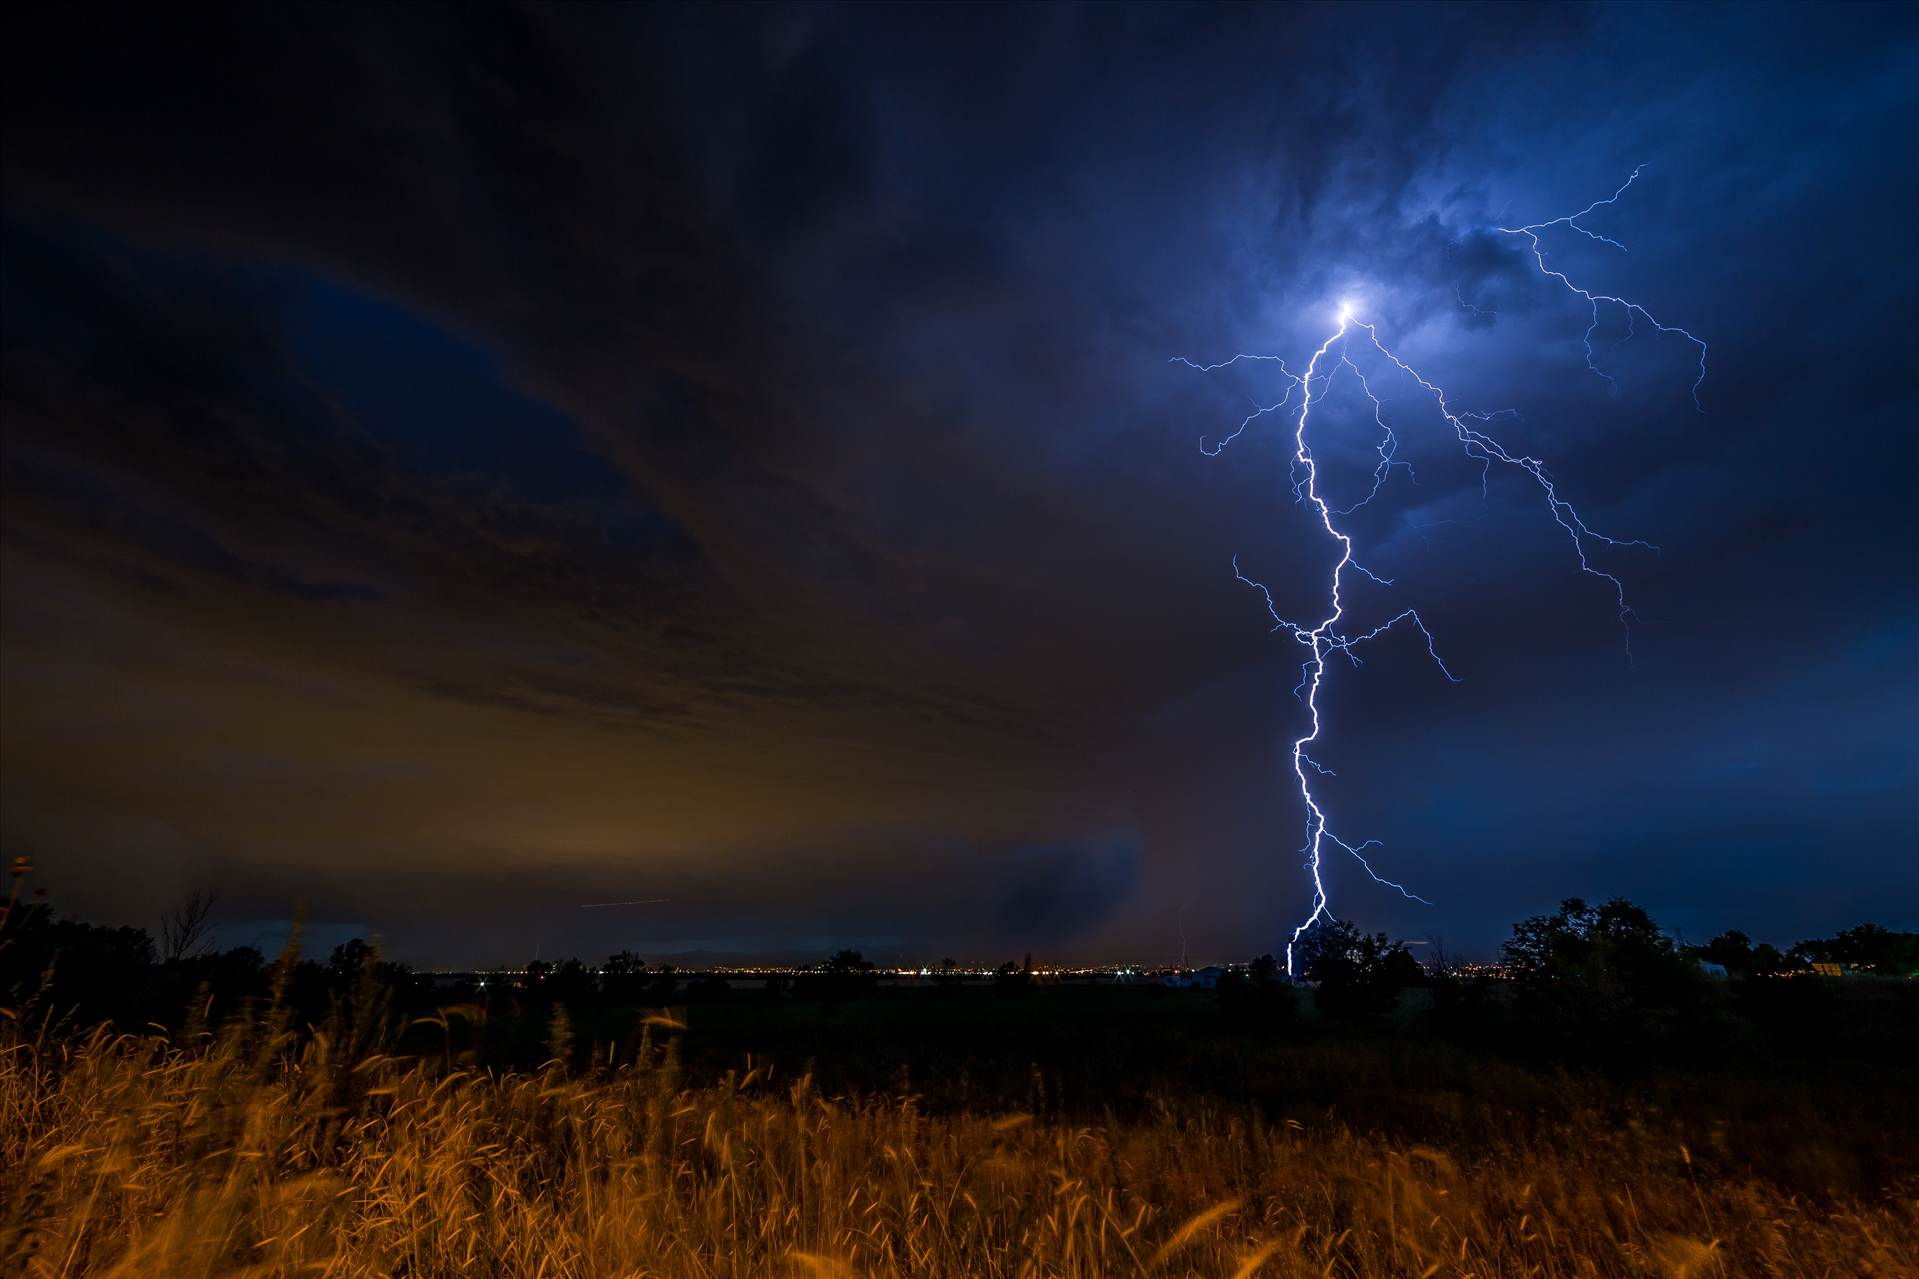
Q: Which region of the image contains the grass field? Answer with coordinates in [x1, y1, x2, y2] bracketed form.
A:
[5, 985, 1915, 1278]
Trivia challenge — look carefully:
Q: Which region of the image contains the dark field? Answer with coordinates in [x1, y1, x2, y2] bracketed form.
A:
[476, 978, 1919, 1194]
[8, 964, 1915, 1278]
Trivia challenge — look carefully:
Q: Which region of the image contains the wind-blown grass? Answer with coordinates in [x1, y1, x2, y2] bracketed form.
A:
[3, 1020, 1912, 1278]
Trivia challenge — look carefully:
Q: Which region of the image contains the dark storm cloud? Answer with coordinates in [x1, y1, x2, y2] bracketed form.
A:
[3, 2, 1914, 963]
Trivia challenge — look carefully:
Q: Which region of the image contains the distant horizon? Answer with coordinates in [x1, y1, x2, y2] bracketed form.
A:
[18, 895, 1896, 975]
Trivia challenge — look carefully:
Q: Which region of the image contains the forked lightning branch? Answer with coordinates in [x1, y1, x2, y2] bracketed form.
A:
[1177, 169, 1709, 976]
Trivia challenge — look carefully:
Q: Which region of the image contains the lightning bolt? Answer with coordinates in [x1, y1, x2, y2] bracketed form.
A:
[1180, 170, 1706, 977]
[1499, 164, 1710, 409]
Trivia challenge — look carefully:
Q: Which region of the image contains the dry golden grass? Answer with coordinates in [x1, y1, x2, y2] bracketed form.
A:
[2, 1023, 1912, 1279]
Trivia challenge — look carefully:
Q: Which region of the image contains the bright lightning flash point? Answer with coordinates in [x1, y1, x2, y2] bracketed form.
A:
[1178, 170, 1706, 977]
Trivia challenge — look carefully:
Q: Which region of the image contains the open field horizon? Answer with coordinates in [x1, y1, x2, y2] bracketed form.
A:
[7, 986, 1916, 1279]
[6, 902, 1917, 1277]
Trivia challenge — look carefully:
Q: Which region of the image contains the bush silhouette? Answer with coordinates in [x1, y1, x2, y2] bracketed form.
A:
[1217, 953, 1296, 1025]
[1791, 924, 1919, 976]
[1296, 921, 1421, 1021]
[1503, 897, 1700, 1048]
[798, 949, 877, 1008]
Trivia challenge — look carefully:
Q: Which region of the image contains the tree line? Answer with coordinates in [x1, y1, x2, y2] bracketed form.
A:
[3, 850, 1913, 1059]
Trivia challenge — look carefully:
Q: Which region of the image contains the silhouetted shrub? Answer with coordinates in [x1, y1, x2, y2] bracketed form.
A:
[0, 906, 156, 1029]
[1686, 929, 1791, 978]
[1217, 953, 1297, 1026]
[1791, 924, 1919, 976]
[1296, 921, 1422, 1022]
[992, 960, 1031, 1000]
[645, 964, 684, 1003]
[600, 950, 648, 1003]
[796, 950, 877, 1007]
[1503, 897, 1701, 1049]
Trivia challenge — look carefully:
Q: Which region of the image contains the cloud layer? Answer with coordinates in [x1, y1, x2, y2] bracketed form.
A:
[3, 3, 1915, 963]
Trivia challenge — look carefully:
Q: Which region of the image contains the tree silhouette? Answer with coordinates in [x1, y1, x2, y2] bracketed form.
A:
[804, 950, 877, 1008]
[1791, 924, 1919, 976]
[1296, 921, 1421, 1021]
[1504, 897, 1697, 1044]
[158, 889, 220, 964]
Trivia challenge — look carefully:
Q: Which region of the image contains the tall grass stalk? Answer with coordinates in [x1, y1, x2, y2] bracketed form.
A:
[3, 1021, 1911, 1278]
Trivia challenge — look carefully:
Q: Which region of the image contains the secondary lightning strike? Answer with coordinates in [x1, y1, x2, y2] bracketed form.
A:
[1498, 165, 1710, 409]
[1180, 171, 1706, 977]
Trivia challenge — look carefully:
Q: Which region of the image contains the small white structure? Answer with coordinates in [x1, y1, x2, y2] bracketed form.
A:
[1163, 965, 1225, 990]
[1697, 961, 1729, 980]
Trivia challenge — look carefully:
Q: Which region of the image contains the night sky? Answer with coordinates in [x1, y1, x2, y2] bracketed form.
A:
[3, 4, 1914, 966]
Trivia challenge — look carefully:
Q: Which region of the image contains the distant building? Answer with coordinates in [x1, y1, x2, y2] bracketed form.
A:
[1697, 961, 1729, 981]
[1163, 965, 1224, 990]
[1812, 961, 1845, 977]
